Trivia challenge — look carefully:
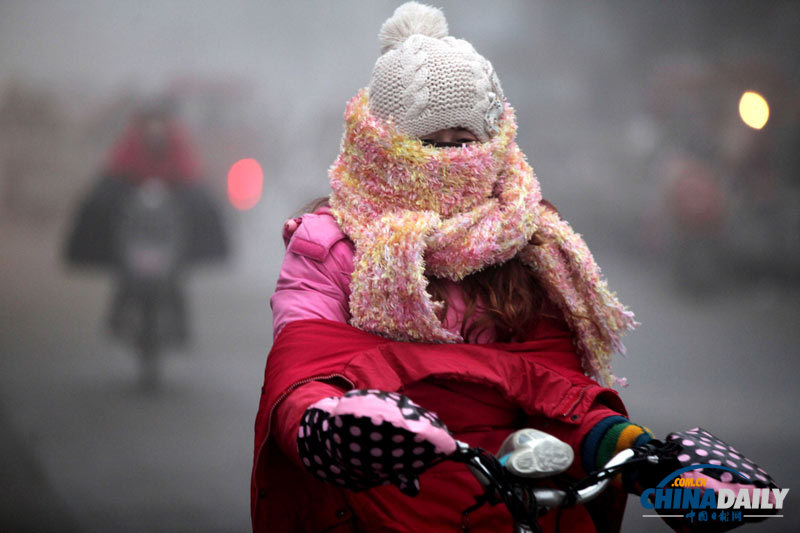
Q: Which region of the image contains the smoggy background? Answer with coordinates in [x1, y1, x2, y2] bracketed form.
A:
[1, 1, 798, 531]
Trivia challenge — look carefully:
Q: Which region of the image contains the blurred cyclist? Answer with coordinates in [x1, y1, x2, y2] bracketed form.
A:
[66, 99, 227, 352]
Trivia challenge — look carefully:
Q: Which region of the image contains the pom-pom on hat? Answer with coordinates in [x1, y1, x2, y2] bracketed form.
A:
[368, 2, 505, 142]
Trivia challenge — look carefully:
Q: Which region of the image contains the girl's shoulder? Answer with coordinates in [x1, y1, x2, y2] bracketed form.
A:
[282, 207, 354, 265]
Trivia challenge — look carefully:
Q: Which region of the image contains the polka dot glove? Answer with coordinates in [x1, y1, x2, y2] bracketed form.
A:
[647, 428, 780, 532]
[297, 389, 458, 496]
[666, 428, 776, 490]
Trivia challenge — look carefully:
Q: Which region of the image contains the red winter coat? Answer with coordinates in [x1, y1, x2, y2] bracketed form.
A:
[106, 120, 201, 183]
[252, 213, 629, 532]
[252, 322, 630, 532]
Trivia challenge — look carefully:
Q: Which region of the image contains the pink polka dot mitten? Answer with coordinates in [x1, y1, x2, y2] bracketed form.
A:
[645, 428, 781, 532]
[666, 428, 776, 489]
[297, 389, 459, 496]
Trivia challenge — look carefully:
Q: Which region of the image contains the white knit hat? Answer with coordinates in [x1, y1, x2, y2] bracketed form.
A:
[368, 2, 505, 142]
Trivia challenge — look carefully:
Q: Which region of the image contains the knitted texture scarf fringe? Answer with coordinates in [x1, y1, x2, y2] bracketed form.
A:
[329, 89, 635, 385]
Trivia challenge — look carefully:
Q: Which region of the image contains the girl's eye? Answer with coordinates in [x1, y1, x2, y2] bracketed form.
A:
[421, 140, 474, 148]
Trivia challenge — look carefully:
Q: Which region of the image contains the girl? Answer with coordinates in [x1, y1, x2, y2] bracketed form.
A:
[252, 4, 776, 532]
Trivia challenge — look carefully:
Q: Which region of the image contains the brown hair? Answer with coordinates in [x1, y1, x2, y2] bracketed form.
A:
[427, 258, 551, 343]
[297, 197, 557, 342]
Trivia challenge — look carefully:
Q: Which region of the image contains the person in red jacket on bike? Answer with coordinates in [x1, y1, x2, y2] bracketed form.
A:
[106, 101, 201, 185]
[253, 4, 776, 532]
[103, 102, 202, 344]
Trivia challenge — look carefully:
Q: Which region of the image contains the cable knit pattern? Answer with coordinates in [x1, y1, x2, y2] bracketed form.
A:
[329, 90, 636, 386]
[401, 35, 431, 127]
[456, 38, 493, 128]
[369, 4, 503, 141]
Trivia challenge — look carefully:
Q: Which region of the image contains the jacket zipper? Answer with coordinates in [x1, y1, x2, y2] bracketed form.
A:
[265, 373, 354, 439]
[562, 385, 591, 418]
[255, 372, 355, 492]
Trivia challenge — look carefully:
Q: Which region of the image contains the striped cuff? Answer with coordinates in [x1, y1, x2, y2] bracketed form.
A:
[582, 417, 654, 474]
[581, 415, 628, 473]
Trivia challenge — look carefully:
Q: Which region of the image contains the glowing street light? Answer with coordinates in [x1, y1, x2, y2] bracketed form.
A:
[738, 91, 769, 130]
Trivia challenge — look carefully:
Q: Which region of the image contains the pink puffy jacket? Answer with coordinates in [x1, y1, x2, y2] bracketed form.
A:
[271, 207, 497, 344]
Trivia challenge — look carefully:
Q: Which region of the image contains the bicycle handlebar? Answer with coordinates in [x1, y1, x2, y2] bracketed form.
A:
[526, 447, 636, 508]
[454, 437, 646, 532]
[458, 439, 638, 508]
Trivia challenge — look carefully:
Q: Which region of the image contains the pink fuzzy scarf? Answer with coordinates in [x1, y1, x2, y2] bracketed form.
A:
[329, 89, 635, 385]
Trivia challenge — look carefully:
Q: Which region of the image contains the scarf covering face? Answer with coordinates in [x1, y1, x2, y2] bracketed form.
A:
[329, 89, 635, 385]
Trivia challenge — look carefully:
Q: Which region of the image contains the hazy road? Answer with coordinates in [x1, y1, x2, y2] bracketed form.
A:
[1, 222, 270, 532]
[1, 220, 797, 532]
